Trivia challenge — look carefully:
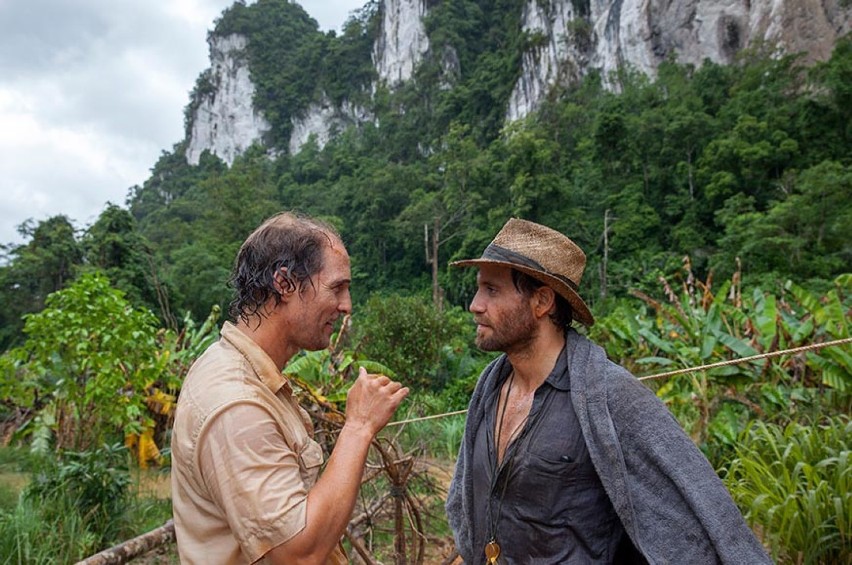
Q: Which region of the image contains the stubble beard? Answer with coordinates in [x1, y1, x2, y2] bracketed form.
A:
[295, 313, 336, 352]
[475, 302, 537, 353]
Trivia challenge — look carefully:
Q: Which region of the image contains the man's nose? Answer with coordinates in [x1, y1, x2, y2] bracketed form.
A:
[339, 292, 352, 314]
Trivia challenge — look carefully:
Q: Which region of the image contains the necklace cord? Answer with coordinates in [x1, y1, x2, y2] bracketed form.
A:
[486, 371, 514, 544]
[485, 371, 557, 553]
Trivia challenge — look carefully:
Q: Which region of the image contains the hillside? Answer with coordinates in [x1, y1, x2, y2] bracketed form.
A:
[1, 0, 850, 344]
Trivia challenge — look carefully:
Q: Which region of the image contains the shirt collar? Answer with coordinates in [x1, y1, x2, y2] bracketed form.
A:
[543, 340, 571, 391]
[493, 337, 571, 394]
[220, 321, 291, 395]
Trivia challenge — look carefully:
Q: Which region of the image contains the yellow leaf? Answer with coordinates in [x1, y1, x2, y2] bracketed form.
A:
[138, 428, 161, 469]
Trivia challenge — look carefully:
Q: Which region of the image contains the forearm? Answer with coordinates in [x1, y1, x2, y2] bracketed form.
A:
[266, 368, 407, 563]
[266, 423, 373, 563]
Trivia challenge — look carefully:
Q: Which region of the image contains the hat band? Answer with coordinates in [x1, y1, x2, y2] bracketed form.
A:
[482, 244, 579, 291]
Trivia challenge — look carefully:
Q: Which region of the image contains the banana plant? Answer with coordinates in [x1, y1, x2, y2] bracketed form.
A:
[126, 305, 221, 468]
[783, 274, 851, 392]
[594, 261, 851, 451]
[284, 316, 396, 408]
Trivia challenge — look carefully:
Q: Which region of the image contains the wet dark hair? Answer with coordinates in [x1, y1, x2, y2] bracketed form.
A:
[511, 269, 574, 329]
[228, 212, 341, 325]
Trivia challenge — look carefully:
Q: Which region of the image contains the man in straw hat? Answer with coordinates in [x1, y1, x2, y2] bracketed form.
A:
[445, 218, 770, 564]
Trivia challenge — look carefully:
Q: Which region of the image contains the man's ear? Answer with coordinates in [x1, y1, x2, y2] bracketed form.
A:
[532, 286, 557, 320]
[273, 268, 297, 301]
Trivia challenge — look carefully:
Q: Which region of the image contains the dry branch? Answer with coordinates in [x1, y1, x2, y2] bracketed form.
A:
[75, 520, 175, 565]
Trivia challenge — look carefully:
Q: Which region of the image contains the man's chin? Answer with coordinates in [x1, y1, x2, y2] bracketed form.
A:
[304, 335, 332, 351]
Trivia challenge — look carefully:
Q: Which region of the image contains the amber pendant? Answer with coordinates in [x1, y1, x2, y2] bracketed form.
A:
[485, 540, 501, 564]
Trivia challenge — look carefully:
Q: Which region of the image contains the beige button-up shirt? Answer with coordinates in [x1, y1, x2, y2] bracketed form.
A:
[171, 322, 339, 563]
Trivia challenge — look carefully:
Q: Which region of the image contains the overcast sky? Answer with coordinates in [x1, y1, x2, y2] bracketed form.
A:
[0, 0, 365, 247]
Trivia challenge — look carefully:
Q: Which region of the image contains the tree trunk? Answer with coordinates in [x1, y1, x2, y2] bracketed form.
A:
[600, 209, 611, 299]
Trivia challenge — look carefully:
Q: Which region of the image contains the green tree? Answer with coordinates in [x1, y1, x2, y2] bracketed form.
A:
[11, 215, 81, 302]
[167, 243, 236, 322]
[353, 293, 472, 390]
[0, 216, 83, 349]
[698, 114, 799, 208]
[10, 273, 165, 451]
[396, 123, 489, 307]
[715, 161, 852, 282]
[82, 203, 168, 319]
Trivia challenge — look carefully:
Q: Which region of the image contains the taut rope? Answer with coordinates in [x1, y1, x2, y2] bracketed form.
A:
[638, 336, 852, 381]
[387, 337, 852, 427]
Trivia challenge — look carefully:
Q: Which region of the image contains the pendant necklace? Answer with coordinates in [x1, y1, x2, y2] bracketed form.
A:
[484, 371, 528, 564]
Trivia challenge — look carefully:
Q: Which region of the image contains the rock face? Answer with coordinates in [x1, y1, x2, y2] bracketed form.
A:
[185, 0, 850, 164]
[288, 98, 373, 155]
[507, 1, 582, 122]
[185, 35, 271, 166]
[373, 0, 430, 85]
[286, 0, 429, 155]
[507, 0, 852, 120]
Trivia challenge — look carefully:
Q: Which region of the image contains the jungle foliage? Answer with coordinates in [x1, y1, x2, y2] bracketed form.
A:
[724, 416, 850, 564]
[34, 39, 852, 337]
[1, 6, 848, 342]
[0, 0, 849, 561]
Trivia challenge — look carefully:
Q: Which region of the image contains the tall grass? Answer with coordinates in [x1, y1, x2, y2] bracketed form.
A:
[0, 444, 173, 563]
[0, 492, 99, 563]
[724, 416, 850, 564]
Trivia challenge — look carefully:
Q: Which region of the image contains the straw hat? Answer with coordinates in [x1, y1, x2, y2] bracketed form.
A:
[451, 218, 594, 326]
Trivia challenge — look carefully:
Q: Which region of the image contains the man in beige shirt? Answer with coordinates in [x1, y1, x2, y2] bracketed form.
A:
[171, 212, 409, 564]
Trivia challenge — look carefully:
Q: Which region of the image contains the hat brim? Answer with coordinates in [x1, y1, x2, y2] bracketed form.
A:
[451, 258, 595, 326]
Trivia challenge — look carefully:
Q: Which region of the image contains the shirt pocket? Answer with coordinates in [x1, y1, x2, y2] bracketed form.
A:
[526, 450, 597, 484]
[513, 450, 605, 527]
[297, 439, 325, 486]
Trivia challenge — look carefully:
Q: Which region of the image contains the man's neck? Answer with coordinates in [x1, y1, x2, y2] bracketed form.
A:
[234, 313, 298, 370]
[505, 326, 565, 393]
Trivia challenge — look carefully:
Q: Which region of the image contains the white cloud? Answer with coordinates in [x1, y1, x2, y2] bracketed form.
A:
[0, 0, 365, 246]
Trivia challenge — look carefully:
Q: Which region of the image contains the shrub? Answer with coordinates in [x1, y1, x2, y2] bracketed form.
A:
[24, 442, 132, 548]
[353, 293, 474, 390]
[8, 272, 166, 452]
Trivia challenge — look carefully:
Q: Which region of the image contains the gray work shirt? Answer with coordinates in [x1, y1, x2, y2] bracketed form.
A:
[470, 345, 625, 564]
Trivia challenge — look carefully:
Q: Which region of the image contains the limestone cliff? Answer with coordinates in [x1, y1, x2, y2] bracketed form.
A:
[288, 97, 373, 156]
[184, 0, 850, 165]
[289, 0, 428, 155]
[507, 0, 852, 120]
[373, 0, 430, 85]
[185, 35, 271, 166]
